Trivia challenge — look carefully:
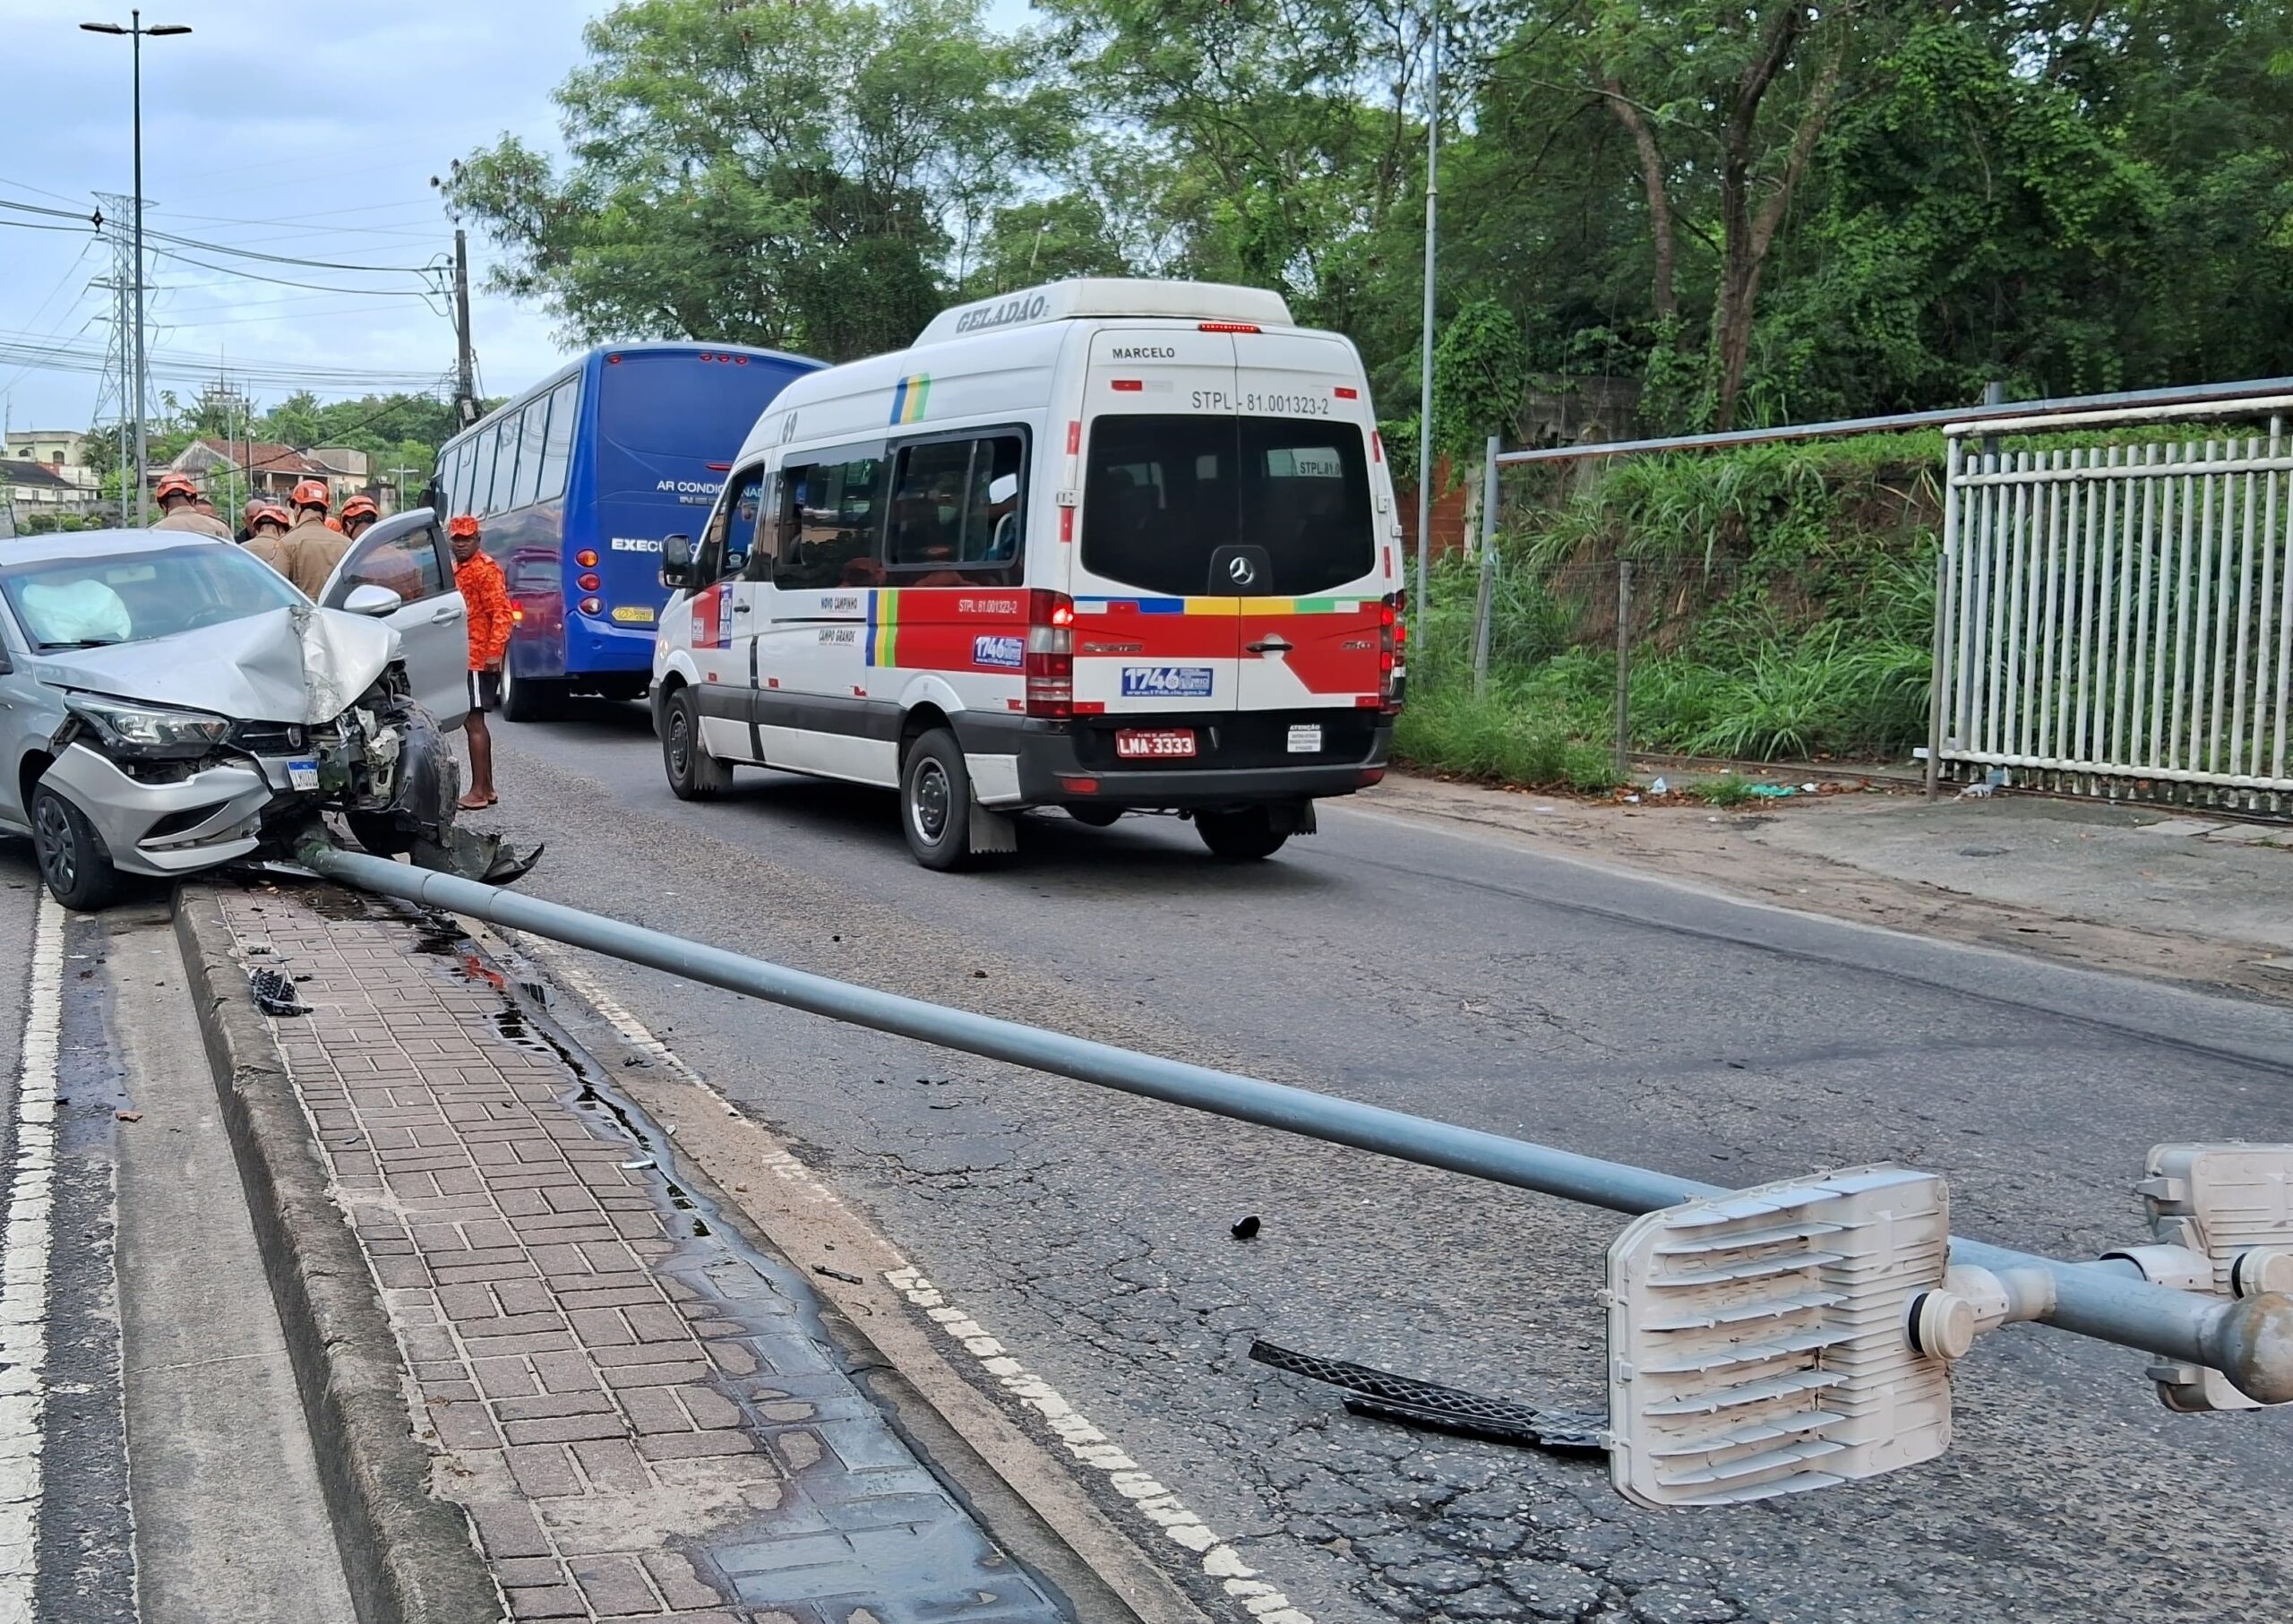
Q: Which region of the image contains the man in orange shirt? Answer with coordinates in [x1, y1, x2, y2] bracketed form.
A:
[449, 514, 513, 810]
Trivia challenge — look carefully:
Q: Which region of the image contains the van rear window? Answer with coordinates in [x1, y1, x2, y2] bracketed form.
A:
[1080, 417, 1373, 597]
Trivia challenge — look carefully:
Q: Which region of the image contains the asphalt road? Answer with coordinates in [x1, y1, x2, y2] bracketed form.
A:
[474, 701, 2293, 1624]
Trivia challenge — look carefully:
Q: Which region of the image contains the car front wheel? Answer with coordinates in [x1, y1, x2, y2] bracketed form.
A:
[32, 786, 119, 909]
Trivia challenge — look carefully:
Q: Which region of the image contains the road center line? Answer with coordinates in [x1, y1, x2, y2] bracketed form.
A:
[0, 893, 64, 1620]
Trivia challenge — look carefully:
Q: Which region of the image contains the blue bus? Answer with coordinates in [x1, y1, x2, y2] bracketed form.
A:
[430, 341, 824, 719]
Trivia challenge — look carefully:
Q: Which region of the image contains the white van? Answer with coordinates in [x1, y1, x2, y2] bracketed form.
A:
[650, 278, 1405, 869]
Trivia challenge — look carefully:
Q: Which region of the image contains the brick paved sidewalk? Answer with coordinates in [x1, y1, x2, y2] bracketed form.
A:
[213, 885, 1065, 1624]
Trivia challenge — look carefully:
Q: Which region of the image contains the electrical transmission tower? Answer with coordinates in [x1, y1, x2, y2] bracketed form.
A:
[90, 192, 152, 520]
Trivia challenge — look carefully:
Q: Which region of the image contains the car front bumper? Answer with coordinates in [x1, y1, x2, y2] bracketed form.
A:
[39, 742, 351, 879]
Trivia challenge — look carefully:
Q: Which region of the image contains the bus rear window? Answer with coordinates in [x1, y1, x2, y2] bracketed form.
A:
[1080, 416, 1373, 596]
[596, 350, 788, 457]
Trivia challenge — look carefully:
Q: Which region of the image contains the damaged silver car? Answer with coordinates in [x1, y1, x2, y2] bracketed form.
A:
[0, 528, 532, 908]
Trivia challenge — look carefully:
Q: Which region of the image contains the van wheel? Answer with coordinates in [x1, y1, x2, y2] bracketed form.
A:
[662, 686, 731, 801]
[501, 666, 566, 723]
[901, 729, 975, 871]
[1195, 806, 1289, 862]
[1067, 804, 1124, 829]
[32, 786, 119, 909]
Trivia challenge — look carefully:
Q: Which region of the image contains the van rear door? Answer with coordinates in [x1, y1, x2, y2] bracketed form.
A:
[1070, 329, 1245, 725]
[1230, 331, 1388, 720]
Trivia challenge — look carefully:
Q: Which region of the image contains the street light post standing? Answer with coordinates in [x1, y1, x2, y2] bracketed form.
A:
[81, 11, 191, 528]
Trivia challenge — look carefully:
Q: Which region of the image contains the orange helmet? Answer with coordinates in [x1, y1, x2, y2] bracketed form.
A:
[253, 505, 290, 532]
[154, 471, 200, 503]
[339, 494, 379, 523]
[290, 479, 331, 511]
[447, 513, 480, 539]
[325, 516, 344, 532]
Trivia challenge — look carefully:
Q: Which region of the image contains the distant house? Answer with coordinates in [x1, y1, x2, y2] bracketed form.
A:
[7, 428, 89, 468]
[3, 458, 89, 515]
[4, 429, 102, 512]
[169, 438, 374, 508]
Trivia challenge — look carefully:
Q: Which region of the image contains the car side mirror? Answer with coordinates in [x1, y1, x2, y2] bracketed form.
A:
[660, 533, 694, 590]
[343, 583, 404, 617]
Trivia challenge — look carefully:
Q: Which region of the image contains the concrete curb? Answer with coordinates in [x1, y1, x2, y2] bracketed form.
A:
[174, 887, 502, 1624]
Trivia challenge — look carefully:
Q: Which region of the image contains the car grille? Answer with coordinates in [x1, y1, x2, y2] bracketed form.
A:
[232, 720, 307, 753]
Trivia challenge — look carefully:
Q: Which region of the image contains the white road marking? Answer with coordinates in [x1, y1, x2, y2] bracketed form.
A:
[0, 893, 64, 1621]
[527, 939, 1317, 1624]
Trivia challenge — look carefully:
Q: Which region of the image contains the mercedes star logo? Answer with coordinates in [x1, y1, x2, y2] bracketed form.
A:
[1227, 555, 1257, 585]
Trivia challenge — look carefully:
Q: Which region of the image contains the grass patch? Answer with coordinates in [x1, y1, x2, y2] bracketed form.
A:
[1686, 775, 1761, 808]
[1393, 683, 1620, 792]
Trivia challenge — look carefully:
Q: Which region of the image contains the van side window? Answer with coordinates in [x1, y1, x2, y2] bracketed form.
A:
[775, 452, 887, 590]
[741, 474, 782, 580]
[883, 433, 1025, 587]
[696, 465, 766, 585]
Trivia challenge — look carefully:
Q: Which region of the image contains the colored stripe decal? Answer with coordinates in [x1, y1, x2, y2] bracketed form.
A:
[889, 374, 933, 425]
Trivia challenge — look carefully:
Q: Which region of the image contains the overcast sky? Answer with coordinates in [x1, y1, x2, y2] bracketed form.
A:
[0, 0, 644, 435]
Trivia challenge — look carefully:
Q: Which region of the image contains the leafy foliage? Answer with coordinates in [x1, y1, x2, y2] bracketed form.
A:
[446, 0, 2293, 430]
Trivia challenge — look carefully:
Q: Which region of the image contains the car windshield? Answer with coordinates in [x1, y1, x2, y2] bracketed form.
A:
[0, 545, 304, 651]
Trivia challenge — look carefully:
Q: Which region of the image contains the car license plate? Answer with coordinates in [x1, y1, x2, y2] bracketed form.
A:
[1115, 728, 1197, 760]
[287, 758, 320, 790]
[1287, 724, 1323, 753]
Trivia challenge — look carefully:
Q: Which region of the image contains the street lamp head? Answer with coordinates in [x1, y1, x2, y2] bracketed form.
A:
[79, 21, 129, 33]
[148, 23, 191, 33]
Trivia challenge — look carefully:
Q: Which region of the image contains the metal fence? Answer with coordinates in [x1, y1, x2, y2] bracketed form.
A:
[1931, 402, 2293, 809]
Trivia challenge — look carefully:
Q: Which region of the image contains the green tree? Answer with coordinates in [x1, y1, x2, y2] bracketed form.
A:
[443, 0, 1057, 361]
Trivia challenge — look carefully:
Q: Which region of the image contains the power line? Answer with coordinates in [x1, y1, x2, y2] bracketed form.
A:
[137, 240, 444, 298]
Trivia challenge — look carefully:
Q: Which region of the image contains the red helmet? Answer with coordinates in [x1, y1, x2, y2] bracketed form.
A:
[339, 494, 380, 522]
[447, 513, 480, 539]
[253, 505, 290, 531]
[154, 471, 200, 503]
[290, 479, 331, 511]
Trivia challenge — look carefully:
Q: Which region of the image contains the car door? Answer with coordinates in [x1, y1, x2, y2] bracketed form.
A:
[320, 511, 471, 729]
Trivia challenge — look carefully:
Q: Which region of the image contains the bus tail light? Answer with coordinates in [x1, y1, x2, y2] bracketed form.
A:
[1026, 589, 1075, 719]
[579, 596, 602, 616]
[575, 549, 598, 568]
[578, 571, 601, 592]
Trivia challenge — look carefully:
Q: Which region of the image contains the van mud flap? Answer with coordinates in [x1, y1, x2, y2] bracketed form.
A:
[967, 802, 1018, 856]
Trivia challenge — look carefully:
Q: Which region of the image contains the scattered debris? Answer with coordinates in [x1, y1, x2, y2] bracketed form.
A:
[619, 1156, 656, 1171]
[1958, 768, 2009, 800]
[812, 1264, 864, 1285]
[115, 1110, 142, 1123]
[1250, 1339, 1605, 1454]
[247, 966, 311, 1016]
[1231, 1215, 1261, 1241]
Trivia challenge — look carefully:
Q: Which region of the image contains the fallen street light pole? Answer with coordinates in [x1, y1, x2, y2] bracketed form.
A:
[296, 841, 2293, 1500]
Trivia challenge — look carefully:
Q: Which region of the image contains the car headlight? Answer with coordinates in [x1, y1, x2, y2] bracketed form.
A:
[65, 696, 234, 760]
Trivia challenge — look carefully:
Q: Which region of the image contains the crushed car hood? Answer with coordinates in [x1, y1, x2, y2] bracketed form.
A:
[33, 605, 400, 725]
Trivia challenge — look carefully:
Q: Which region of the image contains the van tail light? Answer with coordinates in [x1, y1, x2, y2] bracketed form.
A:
[1198, 322, 1261, 333]
[1026, 589, 1075, 719]
[1379, 594, 1404, 715]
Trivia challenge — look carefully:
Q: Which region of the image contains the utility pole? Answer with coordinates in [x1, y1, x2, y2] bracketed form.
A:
[452, 228, 477, 428]
[82, 13, 193, 527]
[387, 465, 419, 515]
[1413, 4, 1440, 629]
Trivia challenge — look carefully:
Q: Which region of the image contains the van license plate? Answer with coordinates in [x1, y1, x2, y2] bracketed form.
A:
[1286, 725, 1323, 753]
[287, 758, 320, 790]
[1115, 728, 1197, 760]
